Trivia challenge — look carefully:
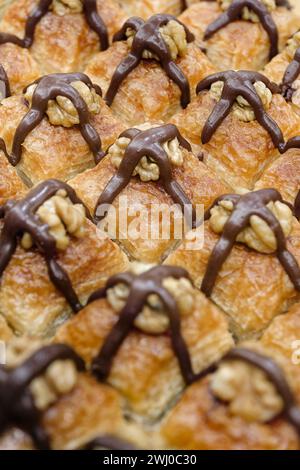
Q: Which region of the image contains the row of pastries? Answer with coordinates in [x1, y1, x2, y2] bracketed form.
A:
[0, 0, 300, 451]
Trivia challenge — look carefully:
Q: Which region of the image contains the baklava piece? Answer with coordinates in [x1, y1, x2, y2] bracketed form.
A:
[0, 340, 144, 450]
[0, 143, 26, 205]
[166, 188, 300, 338]
[0, 179, 129, 336]
[54, 264, 234, 421]
[0, 0, 126, 74]
[179, 0, 299, 71]
[159, 345, 300, 449]
[0, 45, 40, 95]
[84, 14, 215, 125]
[171, 70, 300, 190]
[69, 123, 229, 262]
[0, 73, 125, 185]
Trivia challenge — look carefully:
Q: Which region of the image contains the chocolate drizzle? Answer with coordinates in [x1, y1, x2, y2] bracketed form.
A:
[0, 179, 92, 312]
[7, 73, 105, 166]
[222, 348, 300, 434]
[105, 15, 194, 109]
[94, 124, 196, 228]
[196, 70, 283, 147]
[281, 47, 300, 101]
[0, 0, 108, 51]
[89, 265, 199, 385]
[204, 0, 280, 59]
[0, 65, 10, 100]
[83, 435, 137, 450]
[201, 189, 300, 297]
[0, 344, 85, 449]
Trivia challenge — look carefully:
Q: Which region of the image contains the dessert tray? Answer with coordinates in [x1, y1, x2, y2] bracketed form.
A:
[0, 0, 300, 450]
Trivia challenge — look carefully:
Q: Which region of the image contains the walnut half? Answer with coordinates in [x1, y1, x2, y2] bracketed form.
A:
[109, 123, 184, 182]
[24, 80, 101, 128]
[218, 0, 276, 23]
[51, 0, 83, 16]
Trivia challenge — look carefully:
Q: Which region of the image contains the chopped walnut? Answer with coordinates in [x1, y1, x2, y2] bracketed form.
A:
[218, 0, 275, 23]
[6, 337, 78, 411]
[126, 19, 187, 61]
[286, 30, 300, 59]
[24, 80, 101, 128]
[109, 123, 184, 182]
[211, 360, 284, 422]
[210, 80, 272, 122]
[107, 262, 195, 334]
[209, 198, 293, 254]
[51, 0, 83, 16]
[21, 188, 86, 251]
[290, 79, 300, 108]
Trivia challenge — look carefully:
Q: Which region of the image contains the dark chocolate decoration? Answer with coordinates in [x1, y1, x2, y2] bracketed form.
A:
[196, 70, 283, 147]
[201, 189, 300, 297]
[105, 15, 195, 109]
[94, 124, 196, 228]
[0, 179, 92, 312]
[0, 65, 10, 100]
[89, 265, 199, 385]
[0, 0, 108, 51]
[204, 0, 280, 60]
[294, 191, 300, 221]
[223, 348, 300, 434]
[7, 73, 105, 167]
[0, 344, 85, 449]
[281, 47, 300, 101]
[83, 435, 137, 450]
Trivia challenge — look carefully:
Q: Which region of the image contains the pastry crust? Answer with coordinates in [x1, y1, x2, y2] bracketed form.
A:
[179, 1, 300, 71]
[54, 285, 233, 420]
[159, 375, 299, 450]
[0, 219, 129, 336]
[171, 91, 300, 190]
[0, 95, 125, 185]
[255, 148, 300, 204]
[84, 41, 216, 126]
[0, 44, 40, 95]
[69, 146, 229, 262]
[165, 218, 300, 339]
[118, 0, 183, 18]
[0, 0, 127, 74]
[0, 149, 26, 204]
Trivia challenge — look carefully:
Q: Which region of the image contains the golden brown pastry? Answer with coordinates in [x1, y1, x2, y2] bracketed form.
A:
[171, 70, 300, 190]
[118, 0, 184, 18]
[69, 123, 229, 262]
[0, 73, 125, 185]
[0, 147, 26, 204]
[159, 345, 300, 449]
[0, 339, 146, 450]
[0, 0, 127, 74]
[0, 44, 40, 95]
[54, 263, 234, 421]
[255, 148, 300, 208]
[165, 188, 300, 338]
[0, 179, 129, 336]
[179, 1, 300, 71]
[84, 15, 216, 125]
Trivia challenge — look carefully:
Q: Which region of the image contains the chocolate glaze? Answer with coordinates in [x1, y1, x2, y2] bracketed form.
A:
[201, 189, 300, 297]
[223, 348, 300, 434]
[0, 344, 85, 449]
[196, 70, 283, 147]
[94, 124, 196, 228]
[0, 0, 108, 51]
[105, 15, 195, 109]
[0, 65, 10, 100]
[83, 435, 137, 450]
[294, 191, 300, 220]
[89, 265, 198, 385]
[7, 73, 105, 167]
[204, 0, 280, 59]
[281, 47, 300, 101]
[0, 179, 92, 312]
